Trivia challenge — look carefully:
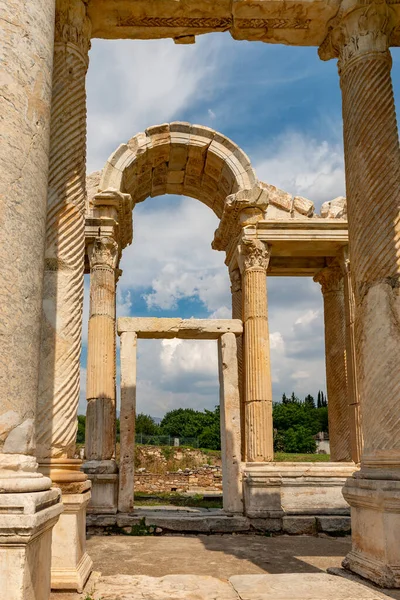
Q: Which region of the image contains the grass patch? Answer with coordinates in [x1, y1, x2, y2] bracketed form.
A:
[134, 492, 223, 509]
[274, 452, 331, 462]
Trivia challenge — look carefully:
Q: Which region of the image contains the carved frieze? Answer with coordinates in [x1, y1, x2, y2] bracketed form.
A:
[229, 268, 242, 294]
[88, 237, 118, 270]
[116, 15, 311, 32]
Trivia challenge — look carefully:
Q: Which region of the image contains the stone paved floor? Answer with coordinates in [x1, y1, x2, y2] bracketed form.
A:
[51, 534, 400, 600]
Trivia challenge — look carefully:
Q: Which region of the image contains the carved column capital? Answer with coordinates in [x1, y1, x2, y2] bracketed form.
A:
[314, 265, 344, 294]
[238, 239, 270, 274]
[88, 237, 119, 270]
[319, 2, 396, 71]
[229, 268, 242, 293]
[55, 0, 92, 58]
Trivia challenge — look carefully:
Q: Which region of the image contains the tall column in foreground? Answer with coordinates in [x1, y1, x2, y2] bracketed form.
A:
[229, 268, 245, 458]
[314, 265, 352, 462]
[35, 0, 93, 591]
[340, 247, 363, 464]
[83, 236, 119, 513]
[320, 2, 400, 586]
[239, 239, 273, 462]
[0, 1, 63, 597]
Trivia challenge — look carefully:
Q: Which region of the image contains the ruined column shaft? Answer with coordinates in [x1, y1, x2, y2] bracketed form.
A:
[315, 267, 351, 462]
[86, 238, 118, 462]
[36, 0, 91, 460]
[230, 268, 244, 459]
[338, 18, 400, 467]
[341, 250, 363, 464]
[240, 241, 273, 462]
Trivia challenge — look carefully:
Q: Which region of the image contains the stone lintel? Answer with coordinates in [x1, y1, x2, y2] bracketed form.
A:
[88, 0, 346, 47]
[117, 318, 243, 338]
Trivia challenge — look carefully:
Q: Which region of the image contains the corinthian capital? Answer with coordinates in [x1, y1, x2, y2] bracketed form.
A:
[88, 237, 118, 270]
[314, 266, 344, 295]
[319, 2, 396, 68]
[55, 0, 92, 56]
[238, 239, 270, 273]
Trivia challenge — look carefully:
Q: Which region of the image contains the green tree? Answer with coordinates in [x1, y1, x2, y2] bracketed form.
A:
[76, 415, 85, 444]
[304, 394, 315, 409]
[136, 413, 160, 435]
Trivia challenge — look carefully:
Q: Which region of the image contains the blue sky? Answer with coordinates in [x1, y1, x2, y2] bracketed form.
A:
[80, 34, 400, 417]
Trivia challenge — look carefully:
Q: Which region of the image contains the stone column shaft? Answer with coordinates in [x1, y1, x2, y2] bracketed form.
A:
[239, 239, 273, 462]
[230, 268, 244, 459]
[36, 0, 91, 461]
[315, 266, 351, 462]
[319, 3, 400, 586]
[119, 331, 137, 513]
[341, 248, 363, 464]
[86, 237, 118, 462]
[218, 332, 243, 513]
[0, 2, 63, 597]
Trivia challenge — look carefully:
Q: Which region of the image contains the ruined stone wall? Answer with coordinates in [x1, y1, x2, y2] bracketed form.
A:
[135, 466, 223, 494]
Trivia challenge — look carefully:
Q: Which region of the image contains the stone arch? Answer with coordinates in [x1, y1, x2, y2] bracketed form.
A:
[99, 122, 258, 218]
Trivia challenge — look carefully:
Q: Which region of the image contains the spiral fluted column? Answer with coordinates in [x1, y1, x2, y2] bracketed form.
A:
[320, 2, 400, 585]
[37, 0, 91, 461]
[230, 268, 244, 459]
[314, 265, 351, 462]
[239, 239, 273, 462]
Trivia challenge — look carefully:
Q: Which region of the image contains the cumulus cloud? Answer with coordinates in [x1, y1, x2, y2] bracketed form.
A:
[86, 36, 225, 172]
[255, 130, 345, 210]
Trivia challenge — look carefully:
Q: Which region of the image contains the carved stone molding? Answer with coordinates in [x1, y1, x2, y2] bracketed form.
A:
[55, 0, 92, 57]
[314, 266, 344, 294]
[319, 2, 396, 69]
[116, 16, 231, 30]
[229, 268, 242, 294]
[239, 239, 270, 273]
[88, 237, 118, 270]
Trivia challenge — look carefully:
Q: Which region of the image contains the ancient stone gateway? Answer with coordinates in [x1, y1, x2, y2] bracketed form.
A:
[83, 123, 357, 528]
[2, 0, 400, 596]
[117, 318, 243, 515]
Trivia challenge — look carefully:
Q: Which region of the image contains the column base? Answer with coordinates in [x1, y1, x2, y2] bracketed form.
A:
[243, 462, 356, 518]
[83, 460, 118, 514]
[39, 458, 93, 591]
[342, 474, 400, 588]
[0, 487, 63, 600]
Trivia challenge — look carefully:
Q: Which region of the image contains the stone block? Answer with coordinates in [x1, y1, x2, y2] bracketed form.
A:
[249, 518, 282, 533]
[316, 516, 351, 535]
[282, 516, 317, 535]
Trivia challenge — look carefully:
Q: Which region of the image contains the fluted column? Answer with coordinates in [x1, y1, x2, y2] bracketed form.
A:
[314, 265, 351, 462]
[0, 1, 63, 596]
[229, 268, 244, 459]
[37, 0, 91, 461]
[239, 239, 273, 462]
[320, 2, 400, 586]
[340, 248, 363, 464]
[86, 237, 118, 461]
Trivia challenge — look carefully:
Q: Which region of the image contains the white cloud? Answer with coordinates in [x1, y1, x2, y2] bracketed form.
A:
[255, 130, 345, 210]
[86, 37, 225, 172]
[295, 309, 321, 326]
[160, 339, 217, 378]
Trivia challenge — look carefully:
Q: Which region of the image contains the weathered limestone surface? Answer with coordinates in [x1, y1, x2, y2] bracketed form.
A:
[340, 248, 363, 464]
[86, 237, 118, 462]
[118, 317, 243, 338]
[243, 463, 356, 519]
[119, 332, 138, 513]
[0, 0, 55, 468]
[320, 1, 400, 587]
[37, 0, 91, 461]
[314, 265, 352, 462]
[229, 268, 244, 458]
[218, 333, 243, 514]
[100, 123, 257, 217]
[239, 238, 273, 462]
